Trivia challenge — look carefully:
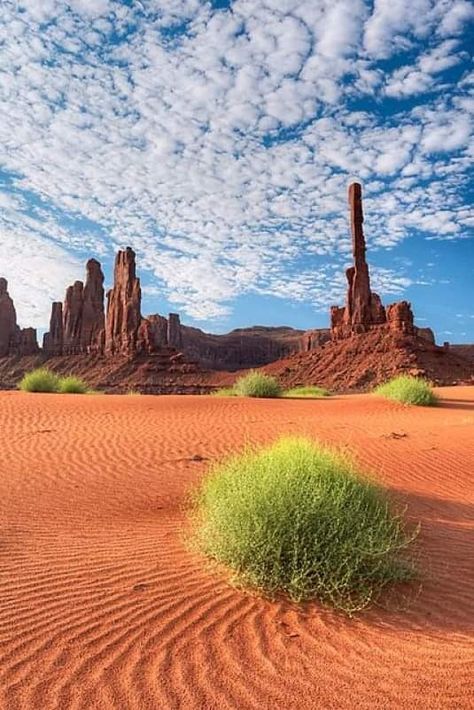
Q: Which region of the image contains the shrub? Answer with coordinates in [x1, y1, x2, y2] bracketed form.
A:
[375, 375, 437, 406]
[192, 437, 416, 614]
[233, 371, 282, 398]
[283, 385, 330, 398]
[19, 368, 60, 393]
[213, 387, 238, 397]
[58, 376, 89, 394]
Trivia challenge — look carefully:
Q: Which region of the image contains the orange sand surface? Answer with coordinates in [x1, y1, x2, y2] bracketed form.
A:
[1, 388, 473, 710]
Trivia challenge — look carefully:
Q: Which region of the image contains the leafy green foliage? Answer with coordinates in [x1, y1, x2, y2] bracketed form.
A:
[233, 371, 282, 398]
[375, 375, 437, 406]
[58, 376, 89, 394]
[283, 385, 330, 398]
[192, 437, 416, 614]
[19, 368, 60, 393]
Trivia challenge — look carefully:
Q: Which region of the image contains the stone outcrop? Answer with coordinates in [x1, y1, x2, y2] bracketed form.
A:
[81, 259, 105, 353]
[63, 281, 84, 354]
[0, 278, 39, 356]
[12, 327, 39, 356]
[331, 183, 416, 340]
[167, 313, 182, 349]
[43, 302, 64, 356]
[386, 301, 414, 335]
[42, 259, 105, 356]
[105, 247, 142, 357]
[0, 278, 18, 357]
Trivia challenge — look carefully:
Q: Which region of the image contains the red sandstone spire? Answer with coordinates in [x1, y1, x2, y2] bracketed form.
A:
[105, 247, 142, 356]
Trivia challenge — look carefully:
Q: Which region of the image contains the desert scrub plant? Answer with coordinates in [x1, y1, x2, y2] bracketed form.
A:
[19, 368, 60, 393]
[191, 437, 416, 614]
[375, 375, 437, 406]
[212, 387, 238, 397]
[283, 385, 330, 398]
[58, 375, 90, 394]
[233, 371, 282, 398]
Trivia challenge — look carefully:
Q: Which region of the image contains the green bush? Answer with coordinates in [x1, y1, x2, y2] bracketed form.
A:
[213, 387, 238, 397]
[375, 375, 437, 406]
[19, 368, 60, 393]
[192, 437, 416, 614]
[233, 371, 282, 398]
[58, 376, 89, 394]
[283, 385, 330, 398]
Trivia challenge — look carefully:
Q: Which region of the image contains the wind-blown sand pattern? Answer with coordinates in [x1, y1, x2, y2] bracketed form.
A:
[1, 389, 473, 709]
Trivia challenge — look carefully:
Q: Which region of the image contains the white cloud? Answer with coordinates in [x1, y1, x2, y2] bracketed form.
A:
[0, 231, 84, 329]
[0, 0, 472, 328]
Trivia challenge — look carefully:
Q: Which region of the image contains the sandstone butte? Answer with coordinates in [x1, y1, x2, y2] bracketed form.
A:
[0, 184, 472, 392]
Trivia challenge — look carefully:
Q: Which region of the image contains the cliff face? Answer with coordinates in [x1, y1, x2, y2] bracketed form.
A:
[178, 324, 330, 371]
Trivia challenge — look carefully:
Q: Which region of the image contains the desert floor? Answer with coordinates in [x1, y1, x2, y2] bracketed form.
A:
[1, 388, 473, 710]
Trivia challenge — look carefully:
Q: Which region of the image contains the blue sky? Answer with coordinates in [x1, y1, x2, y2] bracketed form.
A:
[0, 0, 473, 343]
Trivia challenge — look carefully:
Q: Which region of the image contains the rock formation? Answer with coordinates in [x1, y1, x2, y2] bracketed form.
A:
[81, 259, 105, 353]
[43, 303, 64, 356]
[386, 301, 414, 335]
[63, 281, 84, 354]
[105, 247, 142, 357]
[12, 327, 40, 356]
[0, 278, 39, 356]
[0, 278, 18, 357]
[42, 259, 105, 356]
[167, 313, 182, 349]
[331, 183, 415, 340]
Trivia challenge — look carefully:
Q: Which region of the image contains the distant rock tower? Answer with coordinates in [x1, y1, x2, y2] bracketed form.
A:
[105, 247, 142, 357]
[331, 182, 414, 339]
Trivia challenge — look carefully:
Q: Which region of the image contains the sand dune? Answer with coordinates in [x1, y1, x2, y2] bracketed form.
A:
[1, 388, 473, 709]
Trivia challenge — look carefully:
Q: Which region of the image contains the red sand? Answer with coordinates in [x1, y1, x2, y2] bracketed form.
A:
[1, 388, 473, 709]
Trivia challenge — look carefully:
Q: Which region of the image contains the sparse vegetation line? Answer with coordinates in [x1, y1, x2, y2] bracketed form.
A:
[19, 368, 90, 394]
[214, 373, 330, 399]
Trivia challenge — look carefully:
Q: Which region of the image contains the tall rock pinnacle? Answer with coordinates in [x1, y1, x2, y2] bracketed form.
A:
[331, 182, 415, 339]
[43, 302, 64, 355]
[0, 278, 17, 357]
[105, 247, 142, 356]
[0, 278, 39, 356]
[347, 182, 372, 325]
[63, 281, 84, 354]
[81, 259, 105, 352]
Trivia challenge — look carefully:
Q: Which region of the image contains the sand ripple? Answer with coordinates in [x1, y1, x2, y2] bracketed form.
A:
[1, 388, 473, 709]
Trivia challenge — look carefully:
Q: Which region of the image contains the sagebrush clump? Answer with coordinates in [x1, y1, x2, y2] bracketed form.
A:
[233, 371, 282, 398]
[19, 369, 90, 394]
[58, 376, 90, 394]
[375, 375, 437, 406]
[283, 385, 330, 398]
[192, 437, 416, 614]
[19, 368, 60, 393]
